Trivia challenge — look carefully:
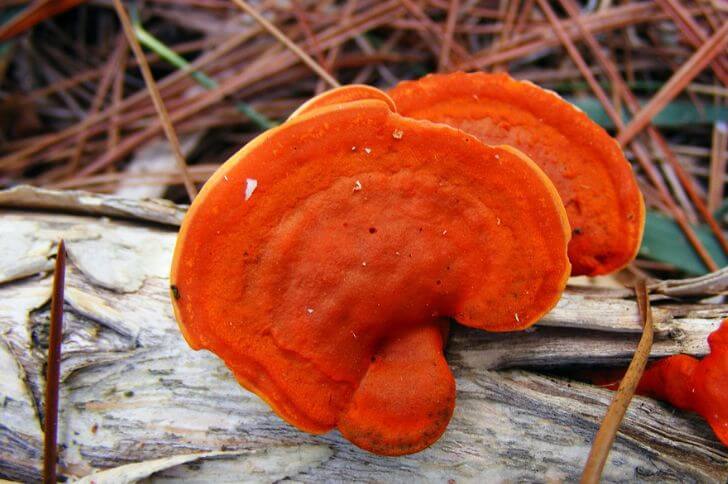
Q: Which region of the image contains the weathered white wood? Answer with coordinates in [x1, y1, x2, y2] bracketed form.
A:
[0, 185, 185, 226]
[0, 188, 726, 483]
[76, 448, 337, 484]
[650, 266, 728, 297]
[538, 292, 673, 332]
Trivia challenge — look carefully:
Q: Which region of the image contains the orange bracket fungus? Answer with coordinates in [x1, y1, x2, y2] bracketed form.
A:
[631, 319, 728, 446]
[389, 72, 645, 276]
[171, 96, 571, 455]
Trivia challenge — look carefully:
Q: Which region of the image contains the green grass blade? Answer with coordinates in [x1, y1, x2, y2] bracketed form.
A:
[639, 210, 727, 275]
[568, 97, 728, 129]
[131, 13, 276, 130]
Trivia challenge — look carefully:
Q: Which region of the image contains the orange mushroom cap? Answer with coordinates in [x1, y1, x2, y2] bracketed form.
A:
[171, 98, 571, 455]
[389, 72, 645, 276]
[634, 354, 698, 410]
[631, 319, 728, 447]
[694, 321, 728, 445]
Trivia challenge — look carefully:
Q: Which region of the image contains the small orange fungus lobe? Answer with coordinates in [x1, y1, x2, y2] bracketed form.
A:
[288, 84, 397, 120]
[171, 98, 570, 455]
[389, 72, 645, 276]
[635, 320, 728, 447]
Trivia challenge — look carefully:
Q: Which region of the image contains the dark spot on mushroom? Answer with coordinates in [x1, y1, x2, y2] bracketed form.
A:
[369, 227, 377, 234]
[91, 423, 98, 434]
[436, 280, 441, 285]
[171, 285, 180, 300]
[572, 227, 583, 235]
[124, 390, 134, 397]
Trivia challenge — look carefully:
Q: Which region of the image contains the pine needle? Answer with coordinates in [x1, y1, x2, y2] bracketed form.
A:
[230, 0, 340, 88]
[112, 0, 197, 202]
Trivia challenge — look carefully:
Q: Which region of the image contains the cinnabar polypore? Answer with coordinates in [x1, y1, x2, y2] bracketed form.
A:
[389, 72, 645, 276]
[634, 319, 727, 446]
[171, 97, 571, 455]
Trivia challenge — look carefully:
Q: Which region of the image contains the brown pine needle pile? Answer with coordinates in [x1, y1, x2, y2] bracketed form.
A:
[0, 0, 726, 279]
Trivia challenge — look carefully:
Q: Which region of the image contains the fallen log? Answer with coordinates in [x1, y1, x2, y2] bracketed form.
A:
[0, 187, 726, 482]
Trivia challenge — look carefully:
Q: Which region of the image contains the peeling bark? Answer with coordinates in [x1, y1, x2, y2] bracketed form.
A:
[0, 187, 726, 482]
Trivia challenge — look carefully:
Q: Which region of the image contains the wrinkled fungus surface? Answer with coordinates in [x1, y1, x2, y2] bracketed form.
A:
[171, 99, 571, 455]
[389, 72, 644, 276]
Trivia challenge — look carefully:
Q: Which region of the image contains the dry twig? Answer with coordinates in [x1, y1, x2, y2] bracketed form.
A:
[580, 279, 655, 484]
